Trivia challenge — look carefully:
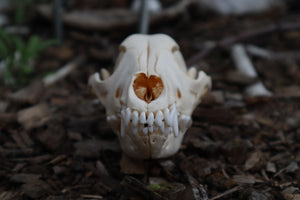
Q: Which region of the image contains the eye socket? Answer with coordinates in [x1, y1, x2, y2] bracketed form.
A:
[133, 73, 164, 103]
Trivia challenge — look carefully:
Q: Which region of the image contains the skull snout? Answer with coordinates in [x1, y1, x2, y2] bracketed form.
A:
[133, 73, 164, 104]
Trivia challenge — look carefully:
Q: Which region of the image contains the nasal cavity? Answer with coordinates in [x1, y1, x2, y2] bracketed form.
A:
[133, 73, 164, 103]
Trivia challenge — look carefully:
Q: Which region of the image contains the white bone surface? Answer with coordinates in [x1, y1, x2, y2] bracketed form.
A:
[89, 34, 211, 159]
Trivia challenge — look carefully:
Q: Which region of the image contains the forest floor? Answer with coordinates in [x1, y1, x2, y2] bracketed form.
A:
[0, 1, 299, 200]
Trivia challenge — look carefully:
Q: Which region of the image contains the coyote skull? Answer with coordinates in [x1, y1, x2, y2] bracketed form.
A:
[89, 34, 211, 159]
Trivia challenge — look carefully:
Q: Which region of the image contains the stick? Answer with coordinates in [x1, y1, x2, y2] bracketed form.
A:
[186, 172, 209, 200]
[43, 56, 85, 87]
[187, 21, 300, 66]
[210, 186, 241, 200]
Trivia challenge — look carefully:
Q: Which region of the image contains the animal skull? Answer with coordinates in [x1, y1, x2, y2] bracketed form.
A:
[89, 34, 211, 159]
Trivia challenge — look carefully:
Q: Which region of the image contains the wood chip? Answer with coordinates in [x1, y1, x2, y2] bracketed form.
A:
[10, 173, 41, 184]
[9, 80, 44, 104]
[232, 175, 256, 184]
[244, 151, 261, 171]
[17, 103, 52, 130]
[266, 162, 277, 173]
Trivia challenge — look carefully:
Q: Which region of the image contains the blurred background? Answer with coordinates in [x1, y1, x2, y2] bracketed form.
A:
[0, 1, 299, 200]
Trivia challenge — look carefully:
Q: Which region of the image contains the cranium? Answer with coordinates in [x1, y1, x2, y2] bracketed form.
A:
[89, 34, 211, 159]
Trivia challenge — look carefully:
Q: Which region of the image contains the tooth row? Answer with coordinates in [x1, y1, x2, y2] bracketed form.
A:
[107, 104, 192, 138]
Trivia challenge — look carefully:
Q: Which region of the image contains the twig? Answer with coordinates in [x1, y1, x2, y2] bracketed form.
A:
[246, 45, 300, 61]
[220, 22, 300, 48]
[187, 21, 300, 66]
[210, 186, 241, 200]
[186, 172, 209, 200]
[80, 194, 103, 199]
[43, 56, 85, 87]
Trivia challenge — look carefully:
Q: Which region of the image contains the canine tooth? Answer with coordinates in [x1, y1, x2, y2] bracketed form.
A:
[120, 119, 125, 137]
[132, 127, 138, 135]
[125, 107, 131, 125]
[170, 106, 179, 137]
[142, 127, 148, 135]
[121, 109, 126, 121]
[173, 115, 179, 137]
[164, 108, 172, 126]
[132, 111, 139, 127]
[147, 112, 154, 126]
[140, 112, 146, 124]
[149, 126, 153, 133]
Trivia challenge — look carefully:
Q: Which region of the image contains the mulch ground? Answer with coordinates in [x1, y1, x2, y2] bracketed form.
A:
[0, 3, 299, 200]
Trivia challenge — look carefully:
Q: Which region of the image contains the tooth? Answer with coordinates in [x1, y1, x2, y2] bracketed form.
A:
[140, 112, 146, 124]
[148, 126, 153, 133]
[138, 124, 144, 132]
[159, 123, 165, 133]
[110, 115, 117, 121]
[170, 105, 179, 137]
[165, 127, 172, 135]
[154, 126, 159, 132]
[121, 109, 126, 121]
[171, 103, 176, 111]
[179, 115, 192, 130]
[155, 110, 164, 126]
[164, 108, 172, 126]
[132, 127, 138, 135]
[147, 112, 154, 126]
[125, 107, 131, 125]
[132, 111, 139, 127]
[173, 114, 179, 137]
[142, 127, 148, 135]
[120, 118, 125, 137]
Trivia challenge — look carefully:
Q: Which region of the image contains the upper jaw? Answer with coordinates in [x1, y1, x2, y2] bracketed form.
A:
[107, 103, 192, 138]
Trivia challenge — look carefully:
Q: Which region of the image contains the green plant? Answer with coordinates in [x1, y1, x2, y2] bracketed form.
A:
[0, 28, 56, 88]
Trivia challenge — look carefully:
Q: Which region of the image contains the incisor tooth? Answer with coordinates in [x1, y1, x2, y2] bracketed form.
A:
[140, 112, 146, 124]
[147, 112, 154, 126]
[132, 111, 139, 127]
[159, 122, 165, 132]
[155, 110, 164, 126]
[149, 126, 153, 133]
[132, 127, 138, 135]
[165, 127, 172, 135]
[143, 127, 148, 135]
